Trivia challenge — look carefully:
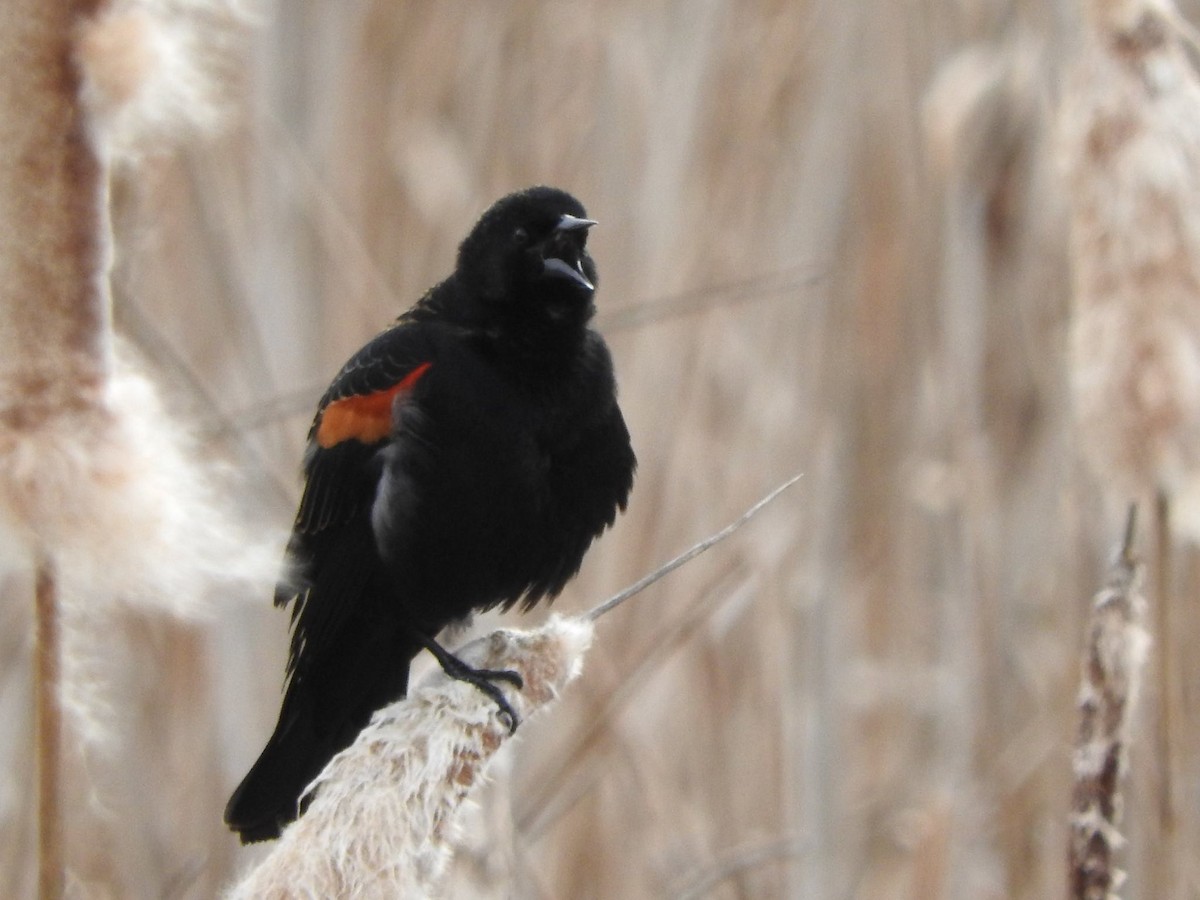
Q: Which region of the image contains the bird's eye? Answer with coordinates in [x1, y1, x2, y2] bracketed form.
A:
[512, 227, 528, 246]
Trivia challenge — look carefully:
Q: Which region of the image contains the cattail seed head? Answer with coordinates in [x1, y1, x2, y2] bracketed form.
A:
[226, 616, 594, 900]
[1060, 0, 1200, 496]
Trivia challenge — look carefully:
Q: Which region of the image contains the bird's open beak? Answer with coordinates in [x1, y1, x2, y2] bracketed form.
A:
[556, 214, 598, 232]
[542, 215, 597, 291]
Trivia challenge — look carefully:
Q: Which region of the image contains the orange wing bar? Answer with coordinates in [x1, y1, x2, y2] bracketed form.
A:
[315, 362, 433, 448]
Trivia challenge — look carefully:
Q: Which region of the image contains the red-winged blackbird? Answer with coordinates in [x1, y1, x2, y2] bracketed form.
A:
[224, 187, 636, 843]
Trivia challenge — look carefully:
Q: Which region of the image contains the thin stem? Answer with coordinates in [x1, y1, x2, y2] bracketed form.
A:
[670, 834, 809, 900]
[1119, 502, 1137, 565]
[35, 552, 63, 900]
[584, 474, 803, 622]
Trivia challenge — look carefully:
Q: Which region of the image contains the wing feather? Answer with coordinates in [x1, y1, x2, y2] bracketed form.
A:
[275, 321, 437, 614]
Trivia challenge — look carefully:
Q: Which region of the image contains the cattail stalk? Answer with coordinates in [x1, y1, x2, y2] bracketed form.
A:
[0, 2, 109, 896]
[226, 617, 594, 900]
[34, 554, 63, 900]
[1068, 506, 1149, 900]
[1062, 0, 1200, 498]
[1059, 3, 1200, 890]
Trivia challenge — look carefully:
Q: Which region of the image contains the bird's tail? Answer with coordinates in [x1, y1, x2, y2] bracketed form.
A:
[224, 638, 419, 844]
[223, 701, 329, 843]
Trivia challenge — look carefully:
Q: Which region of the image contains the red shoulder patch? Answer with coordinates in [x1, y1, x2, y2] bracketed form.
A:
[315, 362, 432, 448]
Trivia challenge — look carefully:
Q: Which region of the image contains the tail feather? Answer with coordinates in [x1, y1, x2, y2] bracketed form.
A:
[224, 635, 420, 843]
[224, 704, 326, 843]
[228, 512, 433, 842]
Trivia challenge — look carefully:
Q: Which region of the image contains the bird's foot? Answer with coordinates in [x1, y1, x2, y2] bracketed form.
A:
[412, 632, 525, 733]
[454, 667, 522, 733]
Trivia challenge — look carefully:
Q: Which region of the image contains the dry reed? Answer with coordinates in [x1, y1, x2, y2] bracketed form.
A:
[1067, 508, 1149, 900]
[0, 4, 113, 894]
[1059, 1, 1200, 892]
[0, 3, 275, 897]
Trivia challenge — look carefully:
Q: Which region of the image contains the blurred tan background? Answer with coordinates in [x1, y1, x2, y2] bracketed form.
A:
[4, 0, 1200, 897]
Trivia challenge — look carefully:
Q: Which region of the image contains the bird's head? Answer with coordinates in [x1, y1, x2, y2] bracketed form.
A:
[455, 186, 599, 328]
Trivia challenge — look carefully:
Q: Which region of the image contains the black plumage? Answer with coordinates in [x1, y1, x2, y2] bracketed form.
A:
[224, 186, 636, 843]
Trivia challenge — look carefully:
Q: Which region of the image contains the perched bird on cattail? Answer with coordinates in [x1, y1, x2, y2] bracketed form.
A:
[225, 186, 636, 843]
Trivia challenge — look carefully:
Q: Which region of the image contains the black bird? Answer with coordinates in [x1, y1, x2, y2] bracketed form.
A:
[224, 186, 636, 843]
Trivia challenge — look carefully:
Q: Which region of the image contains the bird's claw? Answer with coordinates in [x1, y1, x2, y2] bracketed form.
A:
[411, 631, 524, 731]
[457, 667, 522, 733]
[495, 694, 520, 735]
[471, 666, 524, 690]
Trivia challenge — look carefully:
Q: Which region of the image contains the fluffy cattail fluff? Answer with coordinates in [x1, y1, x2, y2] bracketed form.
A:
[1069, 513, 1149, 899]
[226, 616, 594, 900]
[0, 348, 283, 745]
[76, 0, 255, 159]
[1059, 0, 1200, 500]
[0, 349, 279, 614]
[0, 0, 277, 747]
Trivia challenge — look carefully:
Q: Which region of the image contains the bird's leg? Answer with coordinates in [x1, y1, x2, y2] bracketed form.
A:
[410, 630, 524, 733]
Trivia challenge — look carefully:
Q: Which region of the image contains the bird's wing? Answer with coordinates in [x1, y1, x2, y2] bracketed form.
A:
[275, 321, 437, 608]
